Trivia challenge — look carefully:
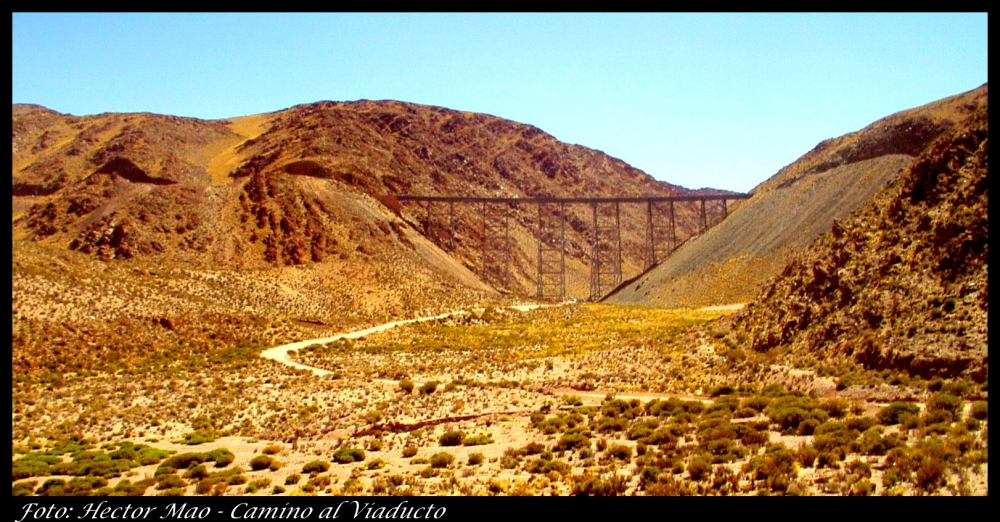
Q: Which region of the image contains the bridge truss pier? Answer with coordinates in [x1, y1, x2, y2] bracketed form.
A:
[589, 201, 622, 301]
[536, 202, 566, 301]
[644, 200, 678, 270]
[480, 201, 513, 290]
[422, 199, 456, 252]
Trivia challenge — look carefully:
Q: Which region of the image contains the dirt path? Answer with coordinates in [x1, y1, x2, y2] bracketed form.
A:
[261, 302, 742, 406]
[260, 304, 545, 377]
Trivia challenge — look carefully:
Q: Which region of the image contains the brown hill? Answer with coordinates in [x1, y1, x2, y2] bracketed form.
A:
[12, 100, 717, 378]
[606, 84, 988, 308]
[731, 100, 988, 384]
[12, 100, 710, 300]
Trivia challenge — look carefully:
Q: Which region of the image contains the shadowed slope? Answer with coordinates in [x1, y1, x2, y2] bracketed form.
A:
[606, 84, 987, 308]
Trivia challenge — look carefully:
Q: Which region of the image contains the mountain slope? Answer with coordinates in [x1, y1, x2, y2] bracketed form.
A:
[12, 100, 710, 300]
[606, 84, 988, 308]
[732, 101, 988, 383]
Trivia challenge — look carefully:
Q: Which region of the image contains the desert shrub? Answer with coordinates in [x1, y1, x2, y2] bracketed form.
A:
[366, 459, 387, 470]
[500, 447, 520, 469]
[429, 452, 454, 469]
[206, 448, 235, 467]
[332, 448, 365, 464]
[12, 455, 57, 481]
[638, 427, 680, 448]
[926, 393, 963, 422]
[468, 452, 485, 466]
[271, 485, 285, 495]
[742, 395, 771, 413]
[742, 444, 797, 493]
[765, 395, 823, 434]
[112, 443, 171, 466]
[795, 445, 818, 467]
[604, 444, 633, 461]
[399, 379, 415, 394]
[711, 465, 738, 494]
[595, 416, 629, 433]
[175, 431, 215, 445]
[563, 394, 583, 406]
[687, 455, 712, 481]
[645, 474, 696, 496]
[845, 416, 878, 432]
[304, 473, 331, 492]
[601, 398, 642, 420]
[64, 476, 108, 495]
[194, 479, 213, 495]
[969, 401, 988, 420]
[249, 455, 275, 471]
[401, 446, 418, 458]
[183, 464, 209, 479]
[812, 422, 860, 456]
[638, 465, 663, 486]
[366, 410, 384, 424]
[739, 425, 769, 447]
[419, 381, 439, 395]
[941, 378, 972, 397]
[520, 441, 545, 455]
[571, 472, 628, 496]
[164, 452, 208, 470]
[244, 478, 270, 494]
[848, 478, 875, 496]
[439, 430, 465, 447]
[554, 432, 591, 451]
[284, 473, 301, 485]
[877, 402, 921, 425]
[526, 458, 571, 475]
[462, 433, 493, 446]
[112, 479, 153, 496]
[35, 478, 68, 496]
[157, 487, 185, 496]
[628, 419, 660, 440]
[708, 385, 736, 397]
[302, 460, 330, 474]
[913, 457, 948, 494]
[819, 398, 850, 418]
[816, 451, 841, 469]
[920, 410, 953, 430]
[12, 480, 37, 496]
[262, 445, 283, 455]
[155, 474, 187, 490]
[367, 439, 383, 452]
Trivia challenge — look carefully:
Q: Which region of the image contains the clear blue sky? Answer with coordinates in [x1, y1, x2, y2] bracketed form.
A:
[12, 13, 988, 193]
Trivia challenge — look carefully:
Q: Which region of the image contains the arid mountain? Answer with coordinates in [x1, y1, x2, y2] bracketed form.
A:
[12, 100, 722, 379]
[12, 100, 712, 301]
[606, 84, 988, 308]
[731, 100, 987, 384]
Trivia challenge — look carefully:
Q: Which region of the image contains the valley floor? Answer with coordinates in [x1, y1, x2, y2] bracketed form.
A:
[12, 303, 988, 496]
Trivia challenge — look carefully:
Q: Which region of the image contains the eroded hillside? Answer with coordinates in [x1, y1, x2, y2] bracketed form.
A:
[607, 84, 988, 308]
[12, 100, 713, 300]
[731, 101, 988, 388]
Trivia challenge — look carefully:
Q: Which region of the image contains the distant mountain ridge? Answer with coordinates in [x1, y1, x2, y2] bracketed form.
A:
[12, 99, 715, 299]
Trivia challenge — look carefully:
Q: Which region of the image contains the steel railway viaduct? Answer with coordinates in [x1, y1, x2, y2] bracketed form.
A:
[377, 193, 751, 301]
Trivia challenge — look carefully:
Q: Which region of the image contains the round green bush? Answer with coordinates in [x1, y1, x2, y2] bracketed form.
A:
[249, 455, 274, 471]
[302, 460, 329, 474]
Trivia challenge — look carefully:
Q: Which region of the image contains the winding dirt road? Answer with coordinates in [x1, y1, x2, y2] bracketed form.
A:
[260, 304, 544, 377]
[260, 302, 745, 405]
